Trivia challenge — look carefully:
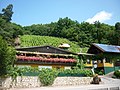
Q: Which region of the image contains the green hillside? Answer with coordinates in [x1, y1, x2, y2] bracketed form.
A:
[20, 35, 88, 53]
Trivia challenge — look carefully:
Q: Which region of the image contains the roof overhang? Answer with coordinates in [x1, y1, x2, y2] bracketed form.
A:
[16, 51, 74, 57]
[77, 53, 95, 56]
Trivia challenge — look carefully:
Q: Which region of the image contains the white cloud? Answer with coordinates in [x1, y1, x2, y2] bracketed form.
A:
[86, 11, 112, 24]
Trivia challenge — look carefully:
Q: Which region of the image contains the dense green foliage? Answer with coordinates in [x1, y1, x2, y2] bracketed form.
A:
[1, 4, 13, 22]
[8, 67, 93, 76]
[0, 17, 23, 45]
[38, 68, 93, 86]
[38, 68, 58, 86]
[0, 36, 16, 77]
[23, 18, 120, 47]
[10, 67, 93, 86]
[0, 4, 23, 45]
[9, 67, 24, 82]
[58, 69, 93, 77]
[114, 22, 120, 45]
[20, 35, 88, 53]
[113, 70, 120, 79]
[94, 68, 104, 75]
[0, 4, 120, 47]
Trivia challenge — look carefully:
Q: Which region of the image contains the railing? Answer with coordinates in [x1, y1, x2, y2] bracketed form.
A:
[16, 56, 77, 66]
[97, 63, 113, 67]
[85, 63, 93, 67]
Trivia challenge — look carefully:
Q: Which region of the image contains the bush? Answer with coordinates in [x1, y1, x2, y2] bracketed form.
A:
[114, 70, 120, 78]
[84, 69, 93, 77]
[0, 36, 16, 77]
[98, 70, 104, 75]
[8, 67, 93, 86]
[94, 69, 104, 75]
[9, 67, 24, 81]
[38, 68, 58, 86]
[21, 67, 40, 76]
[58, 69, 93, 77]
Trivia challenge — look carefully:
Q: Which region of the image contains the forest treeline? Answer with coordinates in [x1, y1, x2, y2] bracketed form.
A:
[0, 4, 120, 47]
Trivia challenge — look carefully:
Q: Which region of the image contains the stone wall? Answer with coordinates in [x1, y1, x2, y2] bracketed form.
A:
[0, 77, 41, 88]
[0, 76, 92, 89]
[53, 77, 92, 86]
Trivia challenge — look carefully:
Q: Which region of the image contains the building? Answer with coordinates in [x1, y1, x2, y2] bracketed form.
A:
[15, 43, 120, 74]
[77, 53, 94, 69]
[16, 45, 77, 69]
[87, 43, 120, 74]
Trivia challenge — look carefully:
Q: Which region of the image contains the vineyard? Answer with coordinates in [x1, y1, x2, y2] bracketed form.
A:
[20, 35, 88, 53]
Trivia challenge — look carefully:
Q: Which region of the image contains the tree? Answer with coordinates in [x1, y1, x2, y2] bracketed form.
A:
[0, 36, 16, 76]
[0, 4, 23, 46]
[10, 23, 23, 38]
[24, 24, 51, 36]
[53, 17, 76, 37]
[115, 22, 120, 45]
[1, 4, 13, 22]
[94, 21, 103, 43]
[0, 17, 23, 45]
[22, 17, 116, 47]
[79, 22, 94, 47]
[93, 21, 110, 44]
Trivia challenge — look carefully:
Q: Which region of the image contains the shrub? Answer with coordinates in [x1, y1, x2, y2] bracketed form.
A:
[22, 67, 40, 76]
[38, 68, 58, 86]
[98, 71, 104, 75]
[114, 70, 120, 78]
[9, 67, 23, 81]
[10, 67, 48, 76]
[84, 69, 93, 77]
[94, 69, 104, 75]
[0, 36, 16, 77]
[58, 69, 93, 77]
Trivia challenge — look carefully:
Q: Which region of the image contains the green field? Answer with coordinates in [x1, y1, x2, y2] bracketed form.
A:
[20, 35, 88, 53]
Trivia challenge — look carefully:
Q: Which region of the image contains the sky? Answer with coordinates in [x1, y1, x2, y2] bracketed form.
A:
[0, 0, 120, 26]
